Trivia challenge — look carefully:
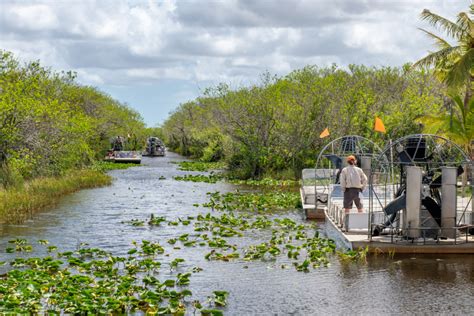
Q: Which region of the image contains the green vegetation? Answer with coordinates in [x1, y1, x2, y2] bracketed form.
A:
[337, 247, 369, 263]
[414, 6, 474, 154]
[163, 4, 474, 179]
[173, 172, 299, 187]
[0, 170, 111, 223]
[415, 6, 473, 108]
[0, 51, 150, 188]
[163, 66, 444, 179]
[0, 51, 162, 187]
[1, 175, 336, 312]
[125, 201, 335, 271]
[0, 239, 226, 314]
[0, 51, 158, 221]
[176, 161, 227, 172]
[174, 174, 223, 183]
[228, 177, 299, 188]
[4, 5, 470, 313]
[419, 94, 473, 153]
[203, 191, 300, 213]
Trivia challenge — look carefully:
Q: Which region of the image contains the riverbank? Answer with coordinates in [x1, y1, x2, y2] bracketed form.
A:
[0, 161, 144, 224]
[0, 169, 111, 224]
[0, 161, 147, 224]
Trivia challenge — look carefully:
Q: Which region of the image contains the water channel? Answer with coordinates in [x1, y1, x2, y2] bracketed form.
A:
[1, 153, 473, 314]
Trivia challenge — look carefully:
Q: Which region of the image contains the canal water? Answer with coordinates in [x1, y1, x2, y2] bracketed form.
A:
[1, 152, 473, 314]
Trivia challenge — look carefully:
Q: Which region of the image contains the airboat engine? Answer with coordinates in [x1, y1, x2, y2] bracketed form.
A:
[400, 165, 459, 239]
[370, 134, 472, 240]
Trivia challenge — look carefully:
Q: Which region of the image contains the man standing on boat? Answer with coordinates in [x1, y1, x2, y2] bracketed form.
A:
[340, 155, 368, 214]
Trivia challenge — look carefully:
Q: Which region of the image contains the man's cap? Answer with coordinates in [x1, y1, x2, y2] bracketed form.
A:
[346, 155, 356, 162]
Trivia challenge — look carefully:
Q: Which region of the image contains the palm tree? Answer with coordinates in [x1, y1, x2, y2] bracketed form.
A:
[419, 94, 474, 190]
[419, 94, 473, 154]
[414, 5, 474, 113]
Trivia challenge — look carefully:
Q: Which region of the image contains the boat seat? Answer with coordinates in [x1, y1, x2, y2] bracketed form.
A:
[303, 193, 328, 205]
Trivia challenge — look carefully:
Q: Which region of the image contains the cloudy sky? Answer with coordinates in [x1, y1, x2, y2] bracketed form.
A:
[0, 0, 468, 126]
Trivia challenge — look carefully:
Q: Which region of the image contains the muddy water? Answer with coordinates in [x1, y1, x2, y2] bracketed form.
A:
[1, 152, 473, 314]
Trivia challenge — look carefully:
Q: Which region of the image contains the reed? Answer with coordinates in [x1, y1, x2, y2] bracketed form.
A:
[0, 170, 111, 224]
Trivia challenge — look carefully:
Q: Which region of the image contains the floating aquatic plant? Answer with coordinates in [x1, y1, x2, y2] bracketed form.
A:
[205, 250, 240, 261]
[228, 177, 299, 188]
[149, 214, 166, 226]
[174, 173, 223, 183]
[176, 161, 226, 172]
[202, 191, 300, 213]
[121, 205, 336, 272]
[0, 241, 227, 314]
[337, 246, 369, 263]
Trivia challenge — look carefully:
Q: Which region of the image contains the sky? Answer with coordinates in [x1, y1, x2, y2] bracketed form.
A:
[0, 0, 468, 126]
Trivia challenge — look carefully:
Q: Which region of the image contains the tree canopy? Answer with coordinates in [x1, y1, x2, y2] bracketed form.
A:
[0, 51, 148, 187]
[162, 65, 444, 178]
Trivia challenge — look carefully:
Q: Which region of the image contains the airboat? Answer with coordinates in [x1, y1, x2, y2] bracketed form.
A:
[143, 137, 166, 157]
[112, 151, 142, 164]
[301, 134, 474, 253]
[104, 136, 142, 164]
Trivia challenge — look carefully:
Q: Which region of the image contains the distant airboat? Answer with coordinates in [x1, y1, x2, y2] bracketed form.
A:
[143, 137, 166, 157]
[104, 136, 142, 164]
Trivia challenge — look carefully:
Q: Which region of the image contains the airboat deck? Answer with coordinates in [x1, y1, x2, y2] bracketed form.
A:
[301, 134, 474, 254]
[304, 183, 474, 254]
[325, 214, 474, 254]
[323, 196, 474, 254]
[105, 151, 142, 164]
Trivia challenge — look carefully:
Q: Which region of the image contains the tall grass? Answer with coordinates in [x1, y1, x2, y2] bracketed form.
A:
[0, 170, 111, 224]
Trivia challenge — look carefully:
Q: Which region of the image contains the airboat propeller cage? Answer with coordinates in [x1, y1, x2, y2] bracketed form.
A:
[315, 135, 383, 170]
[369, 134, 473, 239]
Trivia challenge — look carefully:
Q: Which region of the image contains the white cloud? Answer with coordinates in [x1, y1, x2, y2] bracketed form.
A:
[1, 0, 466, 85]
[76, 69, 104, 85]
[0, 0, 468, 123]
[212, 38, 239, 55]
[1, 38, 66, 69]
[5, 4, 59, 30]
[126, 66, 191, 81]
[344, 22, 402, 55]
[127, 0, 179, 56]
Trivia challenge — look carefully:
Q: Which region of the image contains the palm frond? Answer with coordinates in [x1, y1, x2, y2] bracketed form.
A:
[420, 93, 474, 146]
[445, 48, 474, 87]
[450, 94, 464, 112]
[413, 46, 460, 68]
[421, 9, 465, 39]
[418, 114, 450, 132]
[456, 12, 473, 37]
[449, 94, 468, 126]
[418, 28, 452, 50]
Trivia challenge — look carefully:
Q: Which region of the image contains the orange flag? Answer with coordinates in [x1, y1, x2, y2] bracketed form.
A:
[319, 128, 330, 138]
[374, 116, 386, 133]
